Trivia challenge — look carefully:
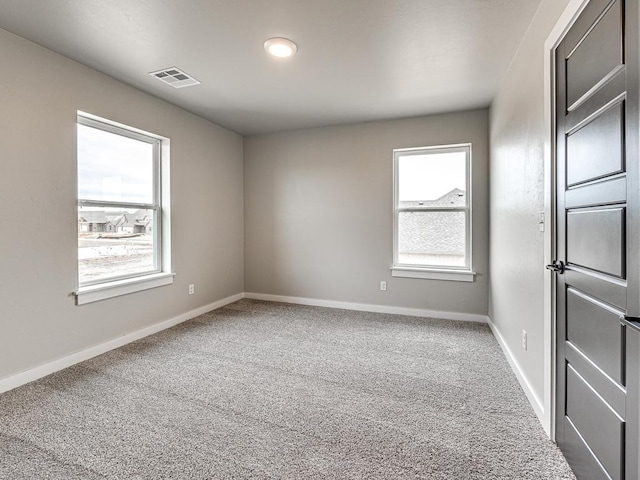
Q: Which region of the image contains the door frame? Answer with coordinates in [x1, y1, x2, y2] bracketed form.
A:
[543, 0, 592, 440]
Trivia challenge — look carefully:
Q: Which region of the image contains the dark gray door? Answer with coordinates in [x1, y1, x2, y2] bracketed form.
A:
[554, 0, 639, 479]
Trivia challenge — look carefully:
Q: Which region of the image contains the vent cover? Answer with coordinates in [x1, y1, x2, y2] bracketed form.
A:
[149, 67, 200, 88]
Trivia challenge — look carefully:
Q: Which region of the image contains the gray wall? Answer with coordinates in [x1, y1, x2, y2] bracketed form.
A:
[0, 29, 244, 381]
[244, 110, 489, 315]
[489, 0, 570, 401]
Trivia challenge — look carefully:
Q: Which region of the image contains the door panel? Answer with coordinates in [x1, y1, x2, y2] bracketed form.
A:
[567, 365, 624, 480]
[555, 0, 635, 478]
[567, 103, 624, 186]
[566, 0, 622, 108]
[564, 0, 618, 52]
[566, 344, 626, 417]
[566, 68, 625, 132]
[566, 207, 625, 277]
[564, 269, 627, 310]
[566, 176, 626, 209]
[567, 288, 624, 384]
[564, 416, 619, 480]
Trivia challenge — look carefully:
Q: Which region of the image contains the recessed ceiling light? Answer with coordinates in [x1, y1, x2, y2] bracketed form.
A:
[264, 37, 298, 58]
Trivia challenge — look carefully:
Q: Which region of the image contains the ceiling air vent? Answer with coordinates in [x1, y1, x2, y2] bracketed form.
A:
[149, 67, 200, 89]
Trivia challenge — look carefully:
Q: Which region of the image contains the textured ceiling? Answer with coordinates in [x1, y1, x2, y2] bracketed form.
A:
[0, 0, 543, 135]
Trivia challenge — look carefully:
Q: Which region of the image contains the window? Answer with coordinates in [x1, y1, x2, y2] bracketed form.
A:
[76, 113, 172, 304]
[392, 144, 474, 282]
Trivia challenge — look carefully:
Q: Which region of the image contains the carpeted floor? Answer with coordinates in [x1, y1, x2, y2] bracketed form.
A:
[0, 299, 575, 479]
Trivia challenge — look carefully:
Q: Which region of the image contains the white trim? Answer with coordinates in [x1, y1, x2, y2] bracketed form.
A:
[76, 272, 176, 305]
[391, 267, 475, 282]
[0, 293, 244, 394]
[487, 316, 545, 421]
[77, 111, 166, 141]
[543, 0, 592, 440]
[244, 292, 489, 323]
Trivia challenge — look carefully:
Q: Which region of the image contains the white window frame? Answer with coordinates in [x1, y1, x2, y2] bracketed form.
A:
[75, 112, 173, 304]
[391, 143, 475, 282]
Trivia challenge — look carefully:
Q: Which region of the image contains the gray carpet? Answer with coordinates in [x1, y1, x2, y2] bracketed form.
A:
[0, 299, 575, 479]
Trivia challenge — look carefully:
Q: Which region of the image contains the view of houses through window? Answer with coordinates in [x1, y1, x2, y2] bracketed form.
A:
[393, 144, 471, 271]
[78, 207, 155, 283]
[77, 115, 161, 286]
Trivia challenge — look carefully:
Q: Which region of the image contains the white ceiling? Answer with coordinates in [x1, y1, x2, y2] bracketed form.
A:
[0, 0, 542, 135]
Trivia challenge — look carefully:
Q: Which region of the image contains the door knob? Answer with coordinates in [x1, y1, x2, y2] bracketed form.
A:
[546, 260, 565, 274]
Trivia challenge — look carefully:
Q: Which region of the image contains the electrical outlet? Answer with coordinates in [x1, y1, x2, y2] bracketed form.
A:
[188, 284, 195, 295]
[380, 281, 387, 291]
[521, 330, 528, 351]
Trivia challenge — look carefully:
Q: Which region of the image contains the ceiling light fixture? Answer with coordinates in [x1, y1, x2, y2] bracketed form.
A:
[264, 37, 298, 58]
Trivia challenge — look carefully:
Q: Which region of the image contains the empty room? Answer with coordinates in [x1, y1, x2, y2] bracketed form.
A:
[0, 0, 635, 478]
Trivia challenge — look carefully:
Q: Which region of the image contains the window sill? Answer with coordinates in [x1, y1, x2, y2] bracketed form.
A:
[75, 272, 175, 305]
[391, 267, 475, 282]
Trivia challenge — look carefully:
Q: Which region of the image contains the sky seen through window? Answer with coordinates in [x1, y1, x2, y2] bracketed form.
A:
[77, 124, 154, 204]
[398, 151, 466, 201]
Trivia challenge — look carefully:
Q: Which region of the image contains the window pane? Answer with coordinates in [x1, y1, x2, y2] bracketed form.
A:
[78, 207, 155, 284]
[77, 124, 154, 204]
[398, 151, 466, 203]
[398, 211, 466, 267]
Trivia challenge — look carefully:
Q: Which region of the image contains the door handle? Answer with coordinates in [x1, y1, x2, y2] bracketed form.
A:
[546, 260, 565, 274]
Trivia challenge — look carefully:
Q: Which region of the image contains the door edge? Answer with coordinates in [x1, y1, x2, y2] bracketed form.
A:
[543, 0, 592, 441]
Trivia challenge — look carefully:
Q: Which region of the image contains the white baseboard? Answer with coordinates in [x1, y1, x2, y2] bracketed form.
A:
[244, 292, 489, 323]
[0, 292, 244, 394]
[486, 316, 545, 424]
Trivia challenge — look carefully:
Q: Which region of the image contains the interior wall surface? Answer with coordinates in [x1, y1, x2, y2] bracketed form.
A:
[489, 0, 571, 406]
[0, 29, 244, 381]
[244, 109, 489, 315]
